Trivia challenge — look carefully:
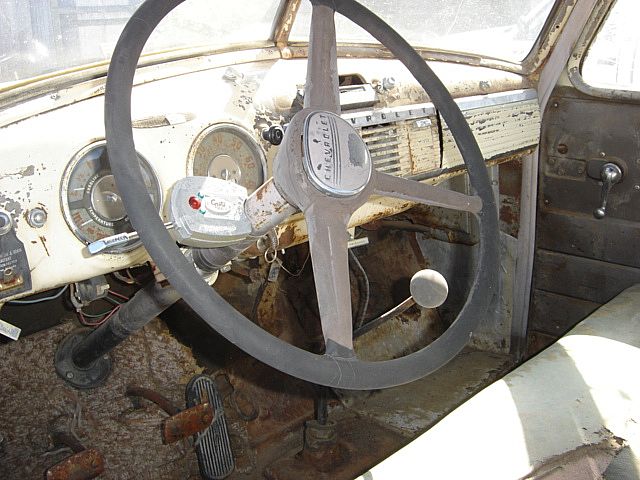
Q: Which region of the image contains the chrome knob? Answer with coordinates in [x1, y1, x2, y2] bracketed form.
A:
[410, 269, 449, 309]
[593, 163, 622, 219]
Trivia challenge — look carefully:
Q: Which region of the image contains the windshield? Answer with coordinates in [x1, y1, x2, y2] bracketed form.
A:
[0, 0, 281, 86]
[1, 0, 557, 87]
[291, 0, 556, 63]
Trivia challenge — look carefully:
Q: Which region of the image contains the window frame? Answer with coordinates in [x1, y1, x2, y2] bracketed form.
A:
[568, 0, 640, 102]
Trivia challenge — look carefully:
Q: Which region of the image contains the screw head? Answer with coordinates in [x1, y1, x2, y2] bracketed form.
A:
[66, 372, 74, 379]
[634, 185, 640, 191]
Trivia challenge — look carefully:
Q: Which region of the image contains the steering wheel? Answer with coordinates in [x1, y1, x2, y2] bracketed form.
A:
[105, 0, 499, 390]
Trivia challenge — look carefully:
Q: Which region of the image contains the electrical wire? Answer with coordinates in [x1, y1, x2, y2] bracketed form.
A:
[279, 251, 311, 277]
[349, 250, 370, 330]
[6, 285, 69, 305]
[108, 290, 130, 301]
[75, 290, 129, 327]
[78, 304, 121, 327]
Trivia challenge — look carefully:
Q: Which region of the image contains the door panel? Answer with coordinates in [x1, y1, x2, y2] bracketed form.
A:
[530, 86, 640, 345]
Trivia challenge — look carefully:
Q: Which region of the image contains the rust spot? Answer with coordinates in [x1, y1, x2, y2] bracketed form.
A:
[500, 205, 518, 226]
[273, 0, 302, 46]
[161, 401, 214, 444]
[39, 236, 50, 257]
[278, 223, 299, 248]
[45, 448, 105, 480]
[498, 157, 523, 199]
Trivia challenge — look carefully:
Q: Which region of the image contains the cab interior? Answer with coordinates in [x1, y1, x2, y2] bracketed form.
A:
[0, 1, 639, 479]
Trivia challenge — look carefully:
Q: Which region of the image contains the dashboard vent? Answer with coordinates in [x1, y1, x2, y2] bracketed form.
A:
[361, 124, 406, 176]
[360, 119, 440, 177]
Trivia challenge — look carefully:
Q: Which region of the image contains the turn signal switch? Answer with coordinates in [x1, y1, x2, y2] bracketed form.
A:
[593, 162, 623, 219]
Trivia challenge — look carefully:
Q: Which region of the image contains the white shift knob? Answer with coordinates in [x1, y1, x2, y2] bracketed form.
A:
[410, 269, 449, 308]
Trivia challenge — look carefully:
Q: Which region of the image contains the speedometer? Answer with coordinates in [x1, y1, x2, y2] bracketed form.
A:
[61, 141, 161, 253]
[187, 124, 267, 194]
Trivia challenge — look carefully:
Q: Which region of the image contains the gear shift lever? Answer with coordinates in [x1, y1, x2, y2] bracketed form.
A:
[354, 269, 449, 337]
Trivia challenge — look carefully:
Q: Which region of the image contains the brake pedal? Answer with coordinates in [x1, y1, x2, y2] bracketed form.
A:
[186, 374, 234, 479]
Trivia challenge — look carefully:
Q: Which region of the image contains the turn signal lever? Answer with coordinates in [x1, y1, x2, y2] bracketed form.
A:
[593, 162, 623, 219]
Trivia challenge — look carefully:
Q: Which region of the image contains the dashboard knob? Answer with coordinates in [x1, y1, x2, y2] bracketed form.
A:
[262, 125, 285, 146]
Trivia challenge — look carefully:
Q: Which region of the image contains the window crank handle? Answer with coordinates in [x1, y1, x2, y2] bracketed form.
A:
[593, 163, 622, 219]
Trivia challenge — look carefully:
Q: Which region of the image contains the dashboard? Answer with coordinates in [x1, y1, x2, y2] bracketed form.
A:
[0, 51, 541, 301]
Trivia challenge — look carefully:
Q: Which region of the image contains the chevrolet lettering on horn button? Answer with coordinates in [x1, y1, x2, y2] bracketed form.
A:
[303, 111, 372, 197]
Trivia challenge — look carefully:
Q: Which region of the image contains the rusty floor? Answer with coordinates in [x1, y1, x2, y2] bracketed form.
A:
[0, 315, 511, 480]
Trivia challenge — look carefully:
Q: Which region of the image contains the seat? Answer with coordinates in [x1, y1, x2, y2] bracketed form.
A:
[359, 284, 640, 479]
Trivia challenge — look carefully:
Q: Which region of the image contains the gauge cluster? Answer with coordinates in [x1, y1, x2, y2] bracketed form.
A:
[61, 142, 162, 253]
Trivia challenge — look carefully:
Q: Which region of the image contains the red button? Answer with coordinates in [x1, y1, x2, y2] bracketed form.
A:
[188, 196, 201, 210]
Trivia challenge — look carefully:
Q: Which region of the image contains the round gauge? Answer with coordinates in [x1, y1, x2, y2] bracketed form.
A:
[187, 124, 267, 194]
[61, 142, 161, 253]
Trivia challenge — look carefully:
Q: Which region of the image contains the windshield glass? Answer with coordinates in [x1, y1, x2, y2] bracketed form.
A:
[0, 0, 281, 86]
[291, 0, 556, 62]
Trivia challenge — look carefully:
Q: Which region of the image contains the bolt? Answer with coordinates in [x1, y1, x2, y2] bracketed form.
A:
[635, 185, 640, 191]
[544, 199, 550, 205]
[382, 77, 396, 91]
[220, 263, 232, 273]
[557, 144, 568, 155]
[552, 101, 559, 108]
[27, 208, 47, 228]
[491, 180, 498, 186]
[66, 372, 74, 379]
[3, 267, 15, 283]
[577, 167, 585, 174]
[600, 152, 606, 158]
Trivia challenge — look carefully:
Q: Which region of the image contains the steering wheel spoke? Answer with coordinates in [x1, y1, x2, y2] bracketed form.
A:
[305, 205, 355, 356]
[373, 171, 482, 214]
[304, 2, 340, 114]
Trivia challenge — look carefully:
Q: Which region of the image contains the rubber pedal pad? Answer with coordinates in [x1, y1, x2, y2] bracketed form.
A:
[186, 374, 234, 479]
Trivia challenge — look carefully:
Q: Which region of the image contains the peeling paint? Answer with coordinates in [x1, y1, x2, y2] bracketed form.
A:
[0, 194, 23, 220]
[0, 165, 35, 180]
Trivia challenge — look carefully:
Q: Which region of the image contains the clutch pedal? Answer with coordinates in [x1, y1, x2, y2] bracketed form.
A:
[186, 374, 234, 479]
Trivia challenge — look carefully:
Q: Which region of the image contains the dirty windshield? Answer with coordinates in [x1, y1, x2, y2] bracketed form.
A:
[0, 0, 281, 85]
[292, 0, 556, 62]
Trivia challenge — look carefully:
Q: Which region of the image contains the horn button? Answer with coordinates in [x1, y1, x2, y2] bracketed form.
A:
[303, 112, 372, 197]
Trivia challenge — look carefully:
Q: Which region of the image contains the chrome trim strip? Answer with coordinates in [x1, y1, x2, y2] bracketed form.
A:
[341, 88, 538, 128]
